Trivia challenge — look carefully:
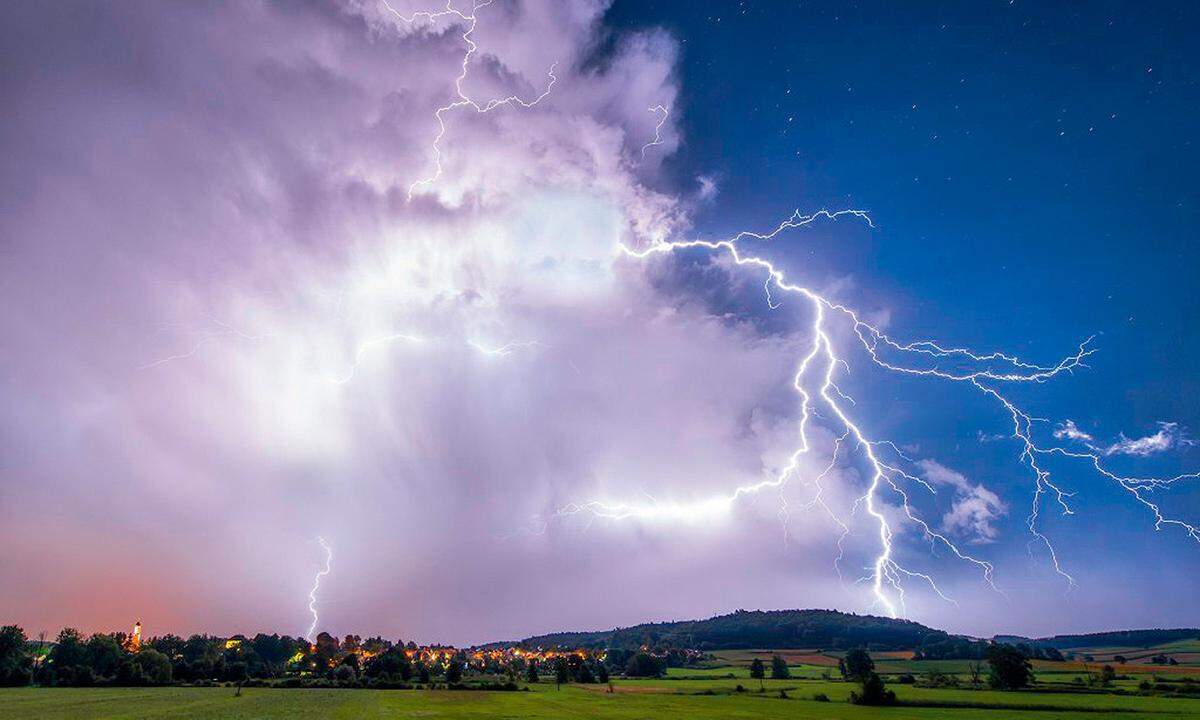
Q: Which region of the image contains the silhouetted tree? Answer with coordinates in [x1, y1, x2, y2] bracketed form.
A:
[968, 660, 984, 686]
[839, 648, 874, 682]
[49, 628, 86, 671]
[623, 653, 664, 678]
[85, 634, 125, 679]
[312, 632, 339, 676]
[770, 654, 790, 679]
[850, 672, 896, 706]
[987, 644, 1034, 690]
[749, 658, 765, 690]
[445, 659, 463, 684]
[526, 661, 539, 683]
[136, 649, 173, 685]
[554, 657, 569, 689]
[1099, 665, 1116, 687]
[0, 626, 33, 687]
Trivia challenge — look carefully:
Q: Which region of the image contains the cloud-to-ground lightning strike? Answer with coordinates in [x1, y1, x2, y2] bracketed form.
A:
[556, 208, 1198, 618]
[306, 536, 333, 643]
[136, 5, 1196, 627]
[378, 0, 557, 199]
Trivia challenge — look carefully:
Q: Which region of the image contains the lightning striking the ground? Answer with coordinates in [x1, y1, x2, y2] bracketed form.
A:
[555, 208, 1198, 618]
[306, 536, 333, 643]
[140, 3, 1195, 627]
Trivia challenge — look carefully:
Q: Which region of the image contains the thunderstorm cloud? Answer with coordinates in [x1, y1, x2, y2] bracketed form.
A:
[2, 1, 1197, 644]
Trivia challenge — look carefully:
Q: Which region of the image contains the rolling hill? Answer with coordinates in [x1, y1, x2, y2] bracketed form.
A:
[501, 609, 954, 651]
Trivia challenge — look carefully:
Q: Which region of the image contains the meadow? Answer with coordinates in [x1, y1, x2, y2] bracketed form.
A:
[4, 652, 1199, 720]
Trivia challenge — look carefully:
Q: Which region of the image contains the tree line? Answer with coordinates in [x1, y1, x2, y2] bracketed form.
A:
[0, 625, 676, 688]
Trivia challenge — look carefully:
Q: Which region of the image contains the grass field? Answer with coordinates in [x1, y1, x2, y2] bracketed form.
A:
[3, 677, 1200, 720]
[6, 640, 1199, 719]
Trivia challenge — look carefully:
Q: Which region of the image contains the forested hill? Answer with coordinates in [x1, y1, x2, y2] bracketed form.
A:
[1027, 629, 1200, 650]
[506, 609, 953, 651]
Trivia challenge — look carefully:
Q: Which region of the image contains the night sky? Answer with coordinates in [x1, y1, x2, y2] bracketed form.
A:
[1, 1, 1196, 644]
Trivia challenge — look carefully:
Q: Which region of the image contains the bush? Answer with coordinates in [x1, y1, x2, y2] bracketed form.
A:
[812, 692, 830, 702]
[333, 664, 357, 683]
[849, 672, 896, 706]
[623, 653, 665, 678]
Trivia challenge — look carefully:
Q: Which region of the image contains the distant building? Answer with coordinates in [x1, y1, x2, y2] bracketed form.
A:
[124, 621, 142, 652]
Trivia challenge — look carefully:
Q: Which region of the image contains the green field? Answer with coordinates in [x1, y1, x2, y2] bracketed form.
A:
[7, 640, 1200, 719]
[3, 677, 1199, 720]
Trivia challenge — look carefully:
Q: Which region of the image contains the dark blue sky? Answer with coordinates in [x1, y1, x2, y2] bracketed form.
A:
[612, 0, 1198, 628]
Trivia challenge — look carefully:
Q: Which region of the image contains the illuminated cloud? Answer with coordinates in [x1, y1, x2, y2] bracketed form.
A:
[1053, 420, 1095, 444]
[1056, 419, 1192, 457]
[1102, 422, 1192, 457]
[0, 0, 830, 641]
[918, 460, 1007, 545]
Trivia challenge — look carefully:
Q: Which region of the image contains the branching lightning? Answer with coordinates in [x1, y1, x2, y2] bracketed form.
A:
[555, 208, 1199, 617]
[378, 0, 557, 199]
[306, 536, 333, 642]
[139, 4, 1196, 624]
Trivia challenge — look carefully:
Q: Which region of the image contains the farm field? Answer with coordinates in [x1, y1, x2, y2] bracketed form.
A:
[7, 637, 1200, 719]
[4, 670, 1200, 720]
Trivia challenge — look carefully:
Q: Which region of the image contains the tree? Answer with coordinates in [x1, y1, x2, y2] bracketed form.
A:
[445, 659, 463, 684]
[987, 644, 1034, 690]
[224, 660, 249, 683]
[850, 672, 896, 706]
[597, 664, 609, 684]
[526, 661, 539, 683]
[839, 648, 874, 682]
[364, 647, 412, 681]
[968, 660, 984, 686]
[1114, 655, 1127, 665]
[0, 626, 33, 687]
[623, 653, 664, 678]
[577, 662, 596, 684]
[554, 657, 569, 689]
[85, 634, 125, 679]
[770, 654, 790, 679]
[1099, 665, 1116, 687]
[135, 649, 173, 685]
[416, 662, 431, 684]
[312, 632, 340, 676]
[749, 658, 765, 690]
[333, 663, 357, 683]
[49, 628, 86, 671]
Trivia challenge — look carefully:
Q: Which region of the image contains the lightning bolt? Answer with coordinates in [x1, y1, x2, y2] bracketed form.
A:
[555, 207, 1198, 617]
[139, 316, 270, 370]
[306, 536, 332, 642]
[641, 105, 670, 159]
[378, 0, 557, 199]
